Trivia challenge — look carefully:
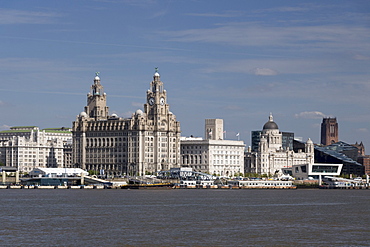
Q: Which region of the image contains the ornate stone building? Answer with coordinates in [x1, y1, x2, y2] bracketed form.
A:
[245, 114, 314, 176]
[181, 119, 245, 177]
[0, 126, 72, 172]
[72, 71, 181, 176]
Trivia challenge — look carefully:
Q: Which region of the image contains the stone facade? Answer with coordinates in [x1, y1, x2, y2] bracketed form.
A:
[205, 119, 224, 140]
[181, 119, 245, 177]
[0, 126, 72, 173]
[352, 142, 365, 156]
[72, 72, 181, 176]
[245, 114, 314, 175]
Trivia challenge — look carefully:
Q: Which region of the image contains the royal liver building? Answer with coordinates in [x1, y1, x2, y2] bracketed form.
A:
[72, 71, 181, 176]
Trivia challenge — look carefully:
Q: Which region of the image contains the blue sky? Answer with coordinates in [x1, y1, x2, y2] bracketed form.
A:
[1, 0, 370, 152]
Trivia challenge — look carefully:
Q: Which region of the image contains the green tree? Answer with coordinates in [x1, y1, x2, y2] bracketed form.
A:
[88, 170, 99, 176]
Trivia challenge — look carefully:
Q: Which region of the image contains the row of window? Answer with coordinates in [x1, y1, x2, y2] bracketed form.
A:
[213, 160, 240, 165]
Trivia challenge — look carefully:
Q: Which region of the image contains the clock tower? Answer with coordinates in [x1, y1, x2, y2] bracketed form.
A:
[142, 69, 181, 172]
[73, 70, 181, 176]
[144, 70, 168, 124]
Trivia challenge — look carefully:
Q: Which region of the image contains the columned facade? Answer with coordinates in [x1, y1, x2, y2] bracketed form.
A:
[0, 126, 72, 173]
[72, 72, 181, 176]
[181, 137, 245, 177]
[245, 114, 314, 176]
[181, 119, 245, 177]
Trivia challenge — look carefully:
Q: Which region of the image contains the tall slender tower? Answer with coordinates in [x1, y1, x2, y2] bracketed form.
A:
[321, 117, 338, 145]
[143, 70, 181, 172]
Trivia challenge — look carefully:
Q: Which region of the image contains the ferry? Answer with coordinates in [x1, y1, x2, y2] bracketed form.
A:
[227, 180, 296, 189]
[173, 180, 217, 189]
[173, 179, 296, 189]
[320, 176, 368, 189]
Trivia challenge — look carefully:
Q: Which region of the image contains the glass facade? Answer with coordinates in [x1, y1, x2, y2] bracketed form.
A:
[251, 131, 261, 152]
[312, 165, 338, 173]
[282, 132, 294, 151]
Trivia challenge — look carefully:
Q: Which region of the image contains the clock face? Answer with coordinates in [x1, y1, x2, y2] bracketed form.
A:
[148, 97, 154, 105]
[160, 97, 165, 105]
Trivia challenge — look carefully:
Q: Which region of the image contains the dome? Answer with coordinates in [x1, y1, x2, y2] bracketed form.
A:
[263, 121, 278, 130]
[306, 138, 313, 144]
[263, 113, 279, 130]
[79, 112, 88, 118]
[135, 109, 143, 115]
[154, 72, 160, 77]
[94, 76, 100, 81]
[111, 113, 118, 118]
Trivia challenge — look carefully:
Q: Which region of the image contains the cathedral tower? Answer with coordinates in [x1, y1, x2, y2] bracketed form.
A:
[321, 117, 338, 145]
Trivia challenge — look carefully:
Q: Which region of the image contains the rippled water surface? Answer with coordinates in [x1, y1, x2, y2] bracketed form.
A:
[0, 189, 369, 246]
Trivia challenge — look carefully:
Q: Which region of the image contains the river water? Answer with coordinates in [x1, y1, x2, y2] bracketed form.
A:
[0, 189, 369, 246]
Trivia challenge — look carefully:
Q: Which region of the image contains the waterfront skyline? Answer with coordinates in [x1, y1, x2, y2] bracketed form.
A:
[1, 1, 370, 151]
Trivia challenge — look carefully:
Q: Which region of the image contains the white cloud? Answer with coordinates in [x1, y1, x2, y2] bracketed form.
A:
[0, 8, 60, 24]
[159, 22, 370, 52]
[294, 111, 328, 119]
[0, 124, 11, 130]
[252, 68, 278, 76]
[353, 54, 370, 60]
[222, 105, 243, 111]
[253, 6, 309, 14]
[185, 11, 243, 18]
[200, 57, 337, 75]
[355, 128, 369, 133]
[131, 102, 143, 107]
[89, 0, 156, 7]
[122, 111, 134, 118]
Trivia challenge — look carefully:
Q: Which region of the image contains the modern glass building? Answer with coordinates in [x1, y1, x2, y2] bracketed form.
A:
[314, 142, 364, 177]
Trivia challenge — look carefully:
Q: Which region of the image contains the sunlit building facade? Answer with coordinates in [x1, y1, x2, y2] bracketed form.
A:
[0, 126, 72, 173]
[72, 72, 181, 176]
[245, 114, 314, 175]
[181, 119, 245, 177]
